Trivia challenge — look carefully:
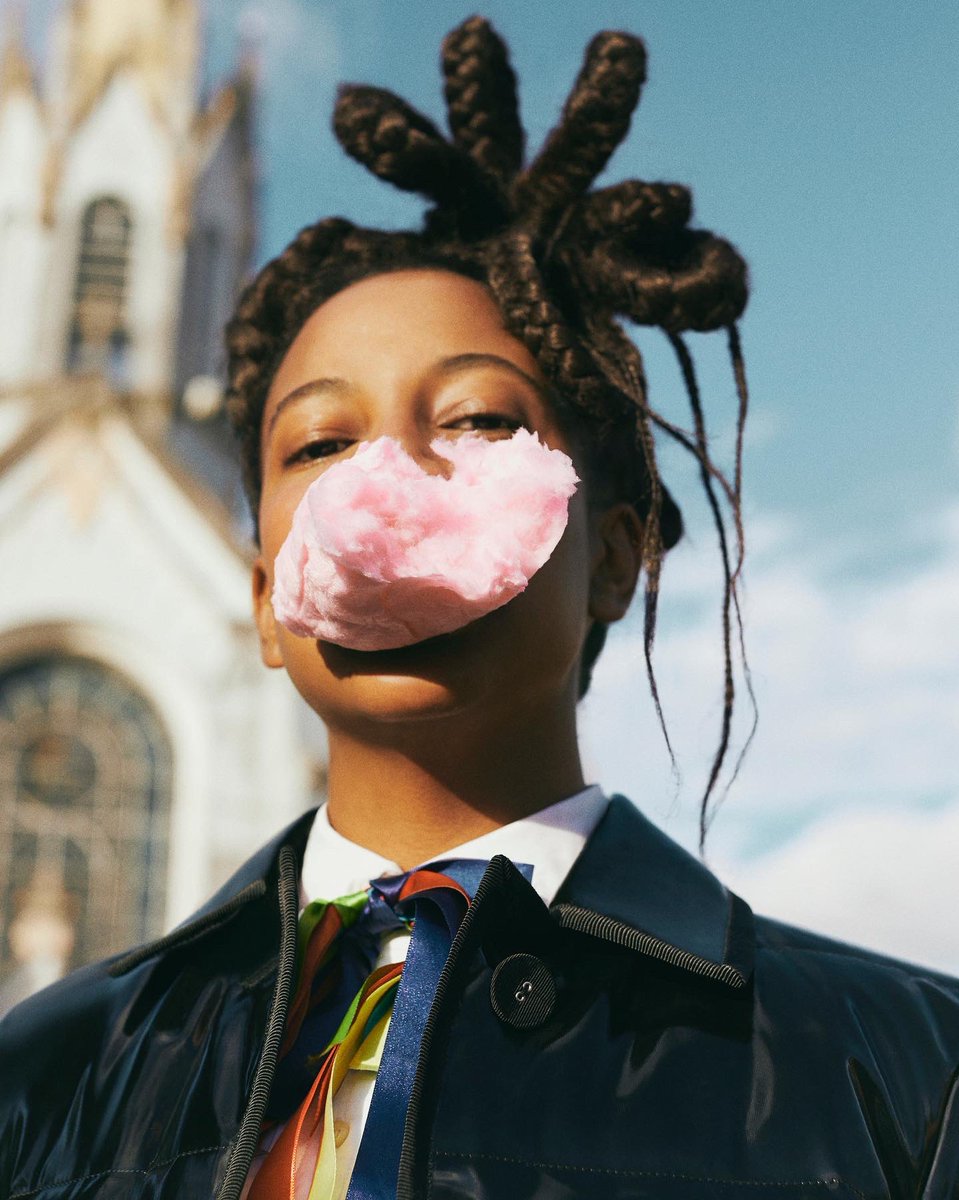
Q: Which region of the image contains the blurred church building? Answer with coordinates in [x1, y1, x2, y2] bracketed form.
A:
[0, 0, 322, 1013]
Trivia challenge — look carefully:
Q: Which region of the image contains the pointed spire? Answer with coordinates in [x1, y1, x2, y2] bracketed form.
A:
[0, 1, 36, 101]
[59, 0, 200, 136]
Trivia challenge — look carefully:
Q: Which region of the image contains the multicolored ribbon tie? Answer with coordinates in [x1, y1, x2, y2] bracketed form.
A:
[248, 858, 497, 1200]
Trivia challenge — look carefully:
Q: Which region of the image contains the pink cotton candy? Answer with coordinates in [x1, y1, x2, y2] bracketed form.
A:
[272, 429, 579, 650]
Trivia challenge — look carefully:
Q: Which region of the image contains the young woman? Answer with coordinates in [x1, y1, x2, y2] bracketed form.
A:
[2, 18, 957, 1200]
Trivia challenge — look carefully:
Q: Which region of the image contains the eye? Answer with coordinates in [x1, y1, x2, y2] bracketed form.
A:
[285, 438, 354, 465]
[444, 413, 523, 433]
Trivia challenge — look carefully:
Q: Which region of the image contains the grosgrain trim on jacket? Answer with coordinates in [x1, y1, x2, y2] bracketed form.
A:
[217, 846, 299, 1200]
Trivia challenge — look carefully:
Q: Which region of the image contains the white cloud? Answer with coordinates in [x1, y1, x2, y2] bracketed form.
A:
[716, 799, 959, 975]
[578, 503, 959, 972]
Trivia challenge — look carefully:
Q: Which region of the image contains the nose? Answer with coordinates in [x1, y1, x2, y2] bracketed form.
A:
[372, 417, 454, 479]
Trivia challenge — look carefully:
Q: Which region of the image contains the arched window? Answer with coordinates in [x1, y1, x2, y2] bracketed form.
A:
[66, 196, 133, 385]
[0, 654, 173, 1002]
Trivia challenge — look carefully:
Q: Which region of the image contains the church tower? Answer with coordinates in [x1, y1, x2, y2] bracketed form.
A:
[0, 0, 254, 436]
[0, 2, 316, 1013]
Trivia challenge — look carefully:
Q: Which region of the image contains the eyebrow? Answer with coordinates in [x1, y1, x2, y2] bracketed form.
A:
[435, 353, 549, 399]
[265, 376, 351, 439]
[264, 352, 549, 440]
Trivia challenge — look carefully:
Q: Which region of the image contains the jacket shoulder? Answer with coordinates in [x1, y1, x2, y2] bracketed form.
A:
[0, 954, 129, 1108]
[754, 909, 959, 991]
[752, 910, 959, 1072]
[0, 954, 131, 1195]
[0, 811, 309, 1090]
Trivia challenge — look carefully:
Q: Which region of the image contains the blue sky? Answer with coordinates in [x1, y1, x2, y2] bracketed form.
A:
[10, 1, 959, 968]
[197, 0, 959, 545]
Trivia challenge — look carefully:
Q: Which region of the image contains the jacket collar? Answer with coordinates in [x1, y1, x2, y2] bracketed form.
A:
[174, 795, 752, 990]
[109, 808, 317, 978]
[551, 794, 754, 988]
[192, 806, 318, 920]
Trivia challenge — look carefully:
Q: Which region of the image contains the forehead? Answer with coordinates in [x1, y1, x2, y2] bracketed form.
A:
[264, 268, 549, 414]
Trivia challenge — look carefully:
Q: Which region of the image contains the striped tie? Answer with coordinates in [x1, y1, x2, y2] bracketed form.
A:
[250, 859, 497, 1200]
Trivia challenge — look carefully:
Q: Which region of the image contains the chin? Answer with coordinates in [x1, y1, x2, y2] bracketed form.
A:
[286, 643, 483, 728]
[320, 674, 477, 728]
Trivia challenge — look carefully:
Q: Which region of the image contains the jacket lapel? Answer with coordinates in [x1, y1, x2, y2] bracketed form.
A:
[551, 794, 754, 988]
[195, 807, 318, 916]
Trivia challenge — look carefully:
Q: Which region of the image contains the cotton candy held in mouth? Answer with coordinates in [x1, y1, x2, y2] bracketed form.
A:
[271, 429, 580, 651]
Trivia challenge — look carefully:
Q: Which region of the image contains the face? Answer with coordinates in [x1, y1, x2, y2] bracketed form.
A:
[253, 269, 641, 734]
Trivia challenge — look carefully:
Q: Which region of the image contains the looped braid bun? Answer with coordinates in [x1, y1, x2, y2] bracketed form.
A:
[225, 17, 755, 847]
[576, 181, 693, 241]
[513, 32, 647, 226]
[572, 230, 749, 332]
[332, 85, 507, 237]
[442, 16, 524, 189]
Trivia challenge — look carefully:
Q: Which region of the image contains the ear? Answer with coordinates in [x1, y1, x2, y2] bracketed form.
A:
[252, 556, 284, 668]
[588, 503, 643, 624]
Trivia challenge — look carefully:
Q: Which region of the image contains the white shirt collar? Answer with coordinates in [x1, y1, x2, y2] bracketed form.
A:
[300, 784, 609, 908]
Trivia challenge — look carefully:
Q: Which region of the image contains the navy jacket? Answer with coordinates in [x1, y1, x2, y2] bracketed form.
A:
[2, 796, 958, 1199]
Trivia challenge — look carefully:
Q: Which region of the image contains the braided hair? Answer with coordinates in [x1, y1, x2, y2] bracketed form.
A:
[225, 18, 751, 848]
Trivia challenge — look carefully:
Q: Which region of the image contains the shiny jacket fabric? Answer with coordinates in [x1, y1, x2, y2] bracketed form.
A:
[2, 796, 958, 1200]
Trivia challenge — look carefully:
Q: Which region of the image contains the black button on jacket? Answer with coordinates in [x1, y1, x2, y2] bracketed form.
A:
[1, 796, 958, 1198]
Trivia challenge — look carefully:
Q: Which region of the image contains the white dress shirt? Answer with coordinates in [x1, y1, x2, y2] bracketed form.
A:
[245, 784, 609, 1200]
[300, 782, 609, 908]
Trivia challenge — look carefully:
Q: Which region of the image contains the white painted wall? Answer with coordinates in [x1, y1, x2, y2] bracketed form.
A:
[0, 414, 313, 926]
[0, 93, 48, 384]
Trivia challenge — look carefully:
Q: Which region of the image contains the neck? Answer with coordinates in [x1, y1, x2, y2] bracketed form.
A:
[324, 699, 586, 870]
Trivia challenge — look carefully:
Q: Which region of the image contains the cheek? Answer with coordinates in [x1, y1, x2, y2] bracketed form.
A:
[258, 487, 304, 584]
[520, 492, 593, 630]
[276, 628, 320, 682]
[557, 489, 593, 583]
